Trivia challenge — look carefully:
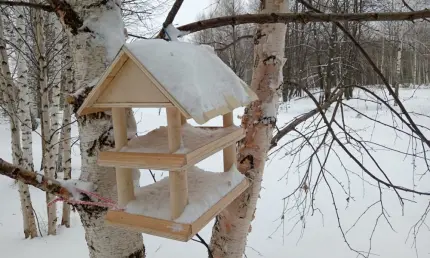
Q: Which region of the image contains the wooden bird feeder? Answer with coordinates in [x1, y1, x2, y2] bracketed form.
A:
[77, 39, 258, 242]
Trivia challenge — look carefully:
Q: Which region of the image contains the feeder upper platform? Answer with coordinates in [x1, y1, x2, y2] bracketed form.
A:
[77, 39, 258, 124]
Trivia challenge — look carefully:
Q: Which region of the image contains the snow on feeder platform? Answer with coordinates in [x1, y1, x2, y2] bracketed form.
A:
[106, 166, 249, 241]
[76, 39, 258, 241]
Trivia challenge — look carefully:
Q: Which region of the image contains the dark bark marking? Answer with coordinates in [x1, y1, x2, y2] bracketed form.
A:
[127, 247, 145, 258]
[83, 0, 109, 9]
[263, 55, 276, 65]
[239, 155, 254, 169]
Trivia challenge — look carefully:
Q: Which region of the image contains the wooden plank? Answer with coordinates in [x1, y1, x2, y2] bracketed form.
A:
[186, 127, 245, 168]
[77, 107, 111, 116]
[105, 211, 191, 242]
[181, 114, 187, 125]
[112, 108, 135, 207]
[167, 107, 188, 220]
[223, 113, 236, 171]
[97, 126, 244, 171]
[97, 59, 172, 104]
[97, 151, 186, 170]
[77, 50, 129, 116]
[93, 102, 173, 108]
[191, 178, 250, 236]
[123, 47, 192, 120]
[104, 178, 250, 242]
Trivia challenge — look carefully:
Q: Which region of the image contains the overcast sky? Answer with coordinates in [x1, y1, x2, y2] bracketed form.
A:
[142, 0, 212, 38]
[168, 0, 213, 26]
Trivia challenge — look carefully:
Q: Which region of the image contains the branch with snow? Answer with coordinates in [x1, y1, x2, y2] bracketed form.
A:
[66, 86, 94, 113]
[0, 158, 95, 203]
[156, 0, 184, 39]
[0, 158, 71, 199]
[162, 24, 188, 41]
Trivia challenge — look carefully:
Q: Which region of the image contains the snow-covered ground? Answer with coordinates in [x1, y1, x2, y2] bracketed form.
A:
[1, 87, 430, 257]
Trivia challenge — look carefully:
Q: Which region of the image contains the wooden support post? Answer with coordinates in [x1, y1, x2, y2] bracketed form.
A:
[223, 112, 236, 171]
[180, 114, 187, 125]
[167, 107, 188, 220]
[112, 108, 135, 207]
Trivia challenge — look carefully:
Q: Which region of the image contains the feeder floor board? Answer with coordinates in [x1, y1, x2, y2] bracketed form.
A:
[98, 124, 244, 170]
[105, 166, 249, 242]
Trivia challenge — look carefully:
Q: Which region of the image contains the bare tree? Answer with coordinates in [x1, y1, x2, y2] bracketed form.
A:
[0, 9, 38, 239]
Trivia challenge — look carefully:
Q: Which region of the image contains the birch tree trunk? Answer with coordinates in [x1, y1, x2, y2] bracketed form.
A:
[394, 31, 403, 105]
[34, 4, 57, 235]
[49, 0, 145, 256]
[413, 40, 417, 85]
[61, 42, 73, 228]
[0, 14, 38, 239]
[16, 5, 35, 174]
[48, 15, 63, 179]
[209, 0, 288, 257]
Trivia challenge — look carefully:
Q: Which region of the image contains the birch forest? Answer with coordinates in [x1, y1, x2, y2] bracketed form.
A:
[0, 0, 430, 258]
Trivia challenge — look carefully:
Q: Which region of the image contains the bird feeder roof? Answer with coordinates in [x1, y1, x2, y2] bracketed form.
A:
[77, 39, 258, 124]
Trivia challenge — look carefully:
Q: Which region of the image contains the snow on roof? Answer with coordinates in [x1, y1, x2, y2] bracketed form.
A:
[125, 39, 257, 124]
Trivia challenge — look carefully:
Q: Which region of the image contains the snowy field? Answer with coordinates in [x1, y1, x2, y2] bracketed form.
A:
[1, 87, 430, 257]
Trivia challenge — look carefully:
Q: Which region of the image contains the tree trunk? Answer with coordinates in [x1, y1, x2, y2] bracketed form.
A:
[61, 41, 73, 228]
[15, 4, 39, 238]
[0, 13, 38, 239]
[48, 14, 63, 179]
[413, 40, 417, 85]
[394, 30, 403, 105]
[53, 1, 145, 257]
[209, 0, 288, 257]
[34, 4, 58, 235]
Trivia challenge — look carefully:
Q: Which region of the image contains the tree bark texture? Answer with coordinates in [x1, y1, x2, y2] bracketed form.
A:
[209, 0, 288, 257]
[34, 4, 58, 235]
[0, 13, 38, 239]
[61, 41, 73, 228]
[48, 0, 145, 257]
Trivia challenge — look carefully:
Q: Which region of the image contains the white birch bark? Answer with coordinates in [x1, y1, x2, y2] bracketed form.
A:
[55, 0, 145, 256]
[16, 4, 35, 173]
[380, 36, 385, 77]
[61, 42, 73, 228]
[0, 14, 38, 239]
[48, 15, 63, 178]
[394, 30, 403, 105]
[34, 5, 57, 235]
[413, 40, 417, 85]
[209, 0, 288, 257]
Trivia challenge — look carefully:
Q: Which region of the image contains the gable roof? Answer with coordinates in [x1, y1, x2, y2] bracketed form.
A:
[77, 39, 258, 124]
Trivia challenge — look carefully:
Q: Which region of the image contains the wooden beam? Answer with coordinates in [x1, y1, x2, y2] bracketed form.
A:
[180, 114, 187, 125]
[96, 126, 245, 170]
[223, 112, 236, 171]
[166, 107, 188, 220]
[93, 102, 173, 108]
[112, 108, 135, 207]
[104, 177, 250, 242]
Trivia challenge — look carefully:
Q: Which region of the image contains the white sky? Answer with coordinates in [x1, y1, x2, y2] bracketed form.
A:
[128, 0, 213, 40]
[168, 0, 213, 26]
[149, 0, 213, 35]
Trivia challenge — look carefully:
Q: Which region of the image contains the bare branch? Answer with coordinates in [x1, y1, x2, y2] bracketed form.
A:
[270, 89, 343, 150]
[177, 10, 430, 35]
[0, 158, 70, 199]
[296, 0, 430, 149]
[156, 0, 184, 39]
[0, 1, 53, 12]
[215, 35, 253, 51]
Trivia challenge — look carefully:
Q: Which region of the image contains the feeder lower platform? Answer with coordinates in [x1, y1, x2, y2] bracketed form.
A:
[105, 166, 249, 242]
